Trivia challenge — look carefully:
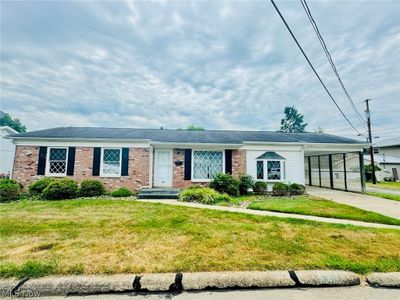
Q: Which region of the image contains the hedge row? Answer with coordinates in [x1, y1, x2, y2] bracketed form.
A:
[0, 178, 135, 202]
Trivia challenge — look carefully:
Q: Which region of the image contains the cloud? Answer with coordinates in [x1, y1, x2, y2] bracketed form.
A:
[1, 0, 399, 140]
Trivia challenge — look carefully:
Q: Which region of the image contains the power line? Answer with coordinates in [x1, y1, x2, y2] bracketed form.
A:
[270, 0, 362, 135]
[300, 0, 366, 125]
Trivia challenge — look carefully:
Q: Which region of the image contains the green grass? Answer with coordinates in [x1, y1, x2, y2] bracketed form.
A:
[0, 198, 400, 278]
[246, 195, 400, 225]
[367, 181, 400, 191]
[366, 192, 400, 202]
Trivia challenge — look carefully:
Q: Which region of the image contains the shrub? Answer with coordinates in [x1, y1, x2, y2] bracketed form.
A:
[179, 186, 220, 204]
[111, 187, 133, 197]
[238, 175, 254, 196]
[29, 178, 56, 195]
[272, 182, 290, 196]
[289, 183, 305, 195]
[253, 181, 268, 195]
[0, 179, 22, 202]
[215, 193, 233, 203]
[42, 178, 78, 200]
[209, 173, 240, 196]
[78, 180, 106, 197]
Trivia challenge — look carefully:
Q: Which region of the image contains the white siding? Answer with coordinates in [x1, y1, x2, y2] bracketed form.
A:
[0, 128, 16, 176]
[246, 148, 305, 185]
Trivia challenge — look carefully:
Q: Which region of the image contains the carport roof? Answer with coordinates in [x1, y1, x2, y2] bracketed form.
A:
[10, 127, 365, 145]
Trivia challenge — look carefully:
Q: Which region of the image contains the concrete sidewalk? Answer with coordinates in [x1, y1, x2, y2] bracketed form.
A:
[367, 186, 400, 196]
[136, 199, 400, 229]
[306, 186, 400, 219]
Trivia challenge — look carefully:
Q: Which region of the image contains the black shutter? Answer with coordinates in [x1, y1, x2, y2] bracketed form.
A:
[66, 147, 76, 176]
[184, 149, 192, 180]
[37, 146, 47, 175]
[92, 147, 101, 176]
[225, 150, 232, 174]
[121, 148, 129, 176]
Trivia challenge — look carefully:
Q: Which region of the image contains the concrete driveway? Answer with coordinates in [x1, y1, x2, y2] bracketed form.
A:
[306, 186, 400, 219]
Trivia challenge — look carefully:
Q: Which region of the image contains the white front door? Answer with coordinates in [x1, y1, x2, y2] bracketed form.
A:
[154, 149, 173, 187]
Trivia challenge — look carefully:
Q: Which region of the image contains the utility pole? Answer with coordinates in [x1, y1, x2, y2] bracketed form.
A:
[364, 99, 376, 184]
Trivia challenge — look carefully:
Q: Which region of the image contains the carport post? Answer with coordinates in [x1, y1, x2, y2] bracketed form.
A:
[318, 156, 322, 187]
[329, 154, 334, 189]
[308, 156, 312, 186]
[343, 153, 348, 191]
[359, 152, 366, 193]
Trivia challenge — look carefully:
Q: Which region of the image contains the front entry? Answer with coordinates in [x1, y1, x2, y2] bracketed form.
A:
[154, 149, 173, 187]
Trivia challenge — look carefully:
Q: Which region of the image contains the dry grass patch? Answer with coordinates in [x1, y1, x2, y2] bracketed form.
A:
[0, 199, 399, 278]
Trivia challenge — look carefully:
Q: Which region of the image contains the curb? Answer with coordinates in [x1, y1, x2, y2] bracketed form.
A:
[366, 272, 400, 288]
[1, 270, 397, 297]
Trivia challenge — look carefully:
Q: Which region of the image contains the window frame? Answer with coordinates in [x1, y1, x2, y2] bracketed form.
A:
[191, 150, 225, 182]
[100, 147, 122, 177]
[256, 159, 286, 182]
[45, 147, 68, 177]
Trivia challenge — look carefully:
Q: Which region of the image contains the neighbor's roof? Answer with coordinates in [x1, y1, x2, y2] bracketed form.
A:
[10, 127, 365, 145]
[364, 154, 400, 164]
[376, 137, 400, 148]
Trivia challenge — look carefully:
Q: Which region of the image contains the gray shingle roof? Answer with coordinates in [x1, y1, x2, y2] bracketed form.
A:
[256, 151, 286, 160]
[10, 127, 365, 144]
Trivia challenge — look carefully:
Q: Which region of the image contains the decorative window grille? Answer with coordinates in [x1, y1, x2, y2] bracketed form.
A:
[48, 148, 67, 175]
[256, 161, 264, 179]
[102, 149, 121, 176]
[267, 160, 281, 180]
[193, 151, 223, 180]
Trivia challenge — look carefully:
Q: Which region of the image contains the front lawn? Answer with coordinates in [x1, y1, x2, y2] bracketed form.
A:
[0, 199, 400, 278]
[367, 181, 400, 191]
[366, 192, 400, 202]
[246, 195, 400, 225]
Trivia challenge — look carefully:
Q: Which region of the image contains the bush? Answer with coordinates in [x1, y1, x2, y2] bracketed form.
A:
[42, 178, 78, 200]
[78, 179, 106, 197]
[253, 181, 268, 195]
[179, 186, 220, 204]
[238, 175, 254, 196]
[209, 173, 240, 196]
[0, 179, 22, 202]
[215, 193, 233, 203]
[111, 187, 133, 197]
[272, 182, 289, 196]
[29, 178, 56, 195]
[289, 183, 305, 195]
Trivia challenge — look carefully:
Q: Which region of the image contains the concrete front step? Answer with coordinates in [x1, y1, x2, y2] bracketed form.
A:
[138, 188, 180, 200]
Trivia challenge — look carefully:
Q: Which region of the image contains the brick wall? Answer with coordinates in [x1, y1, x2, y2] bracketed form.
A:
[232, 149, 246, 176]
[12, 145, 150, 191]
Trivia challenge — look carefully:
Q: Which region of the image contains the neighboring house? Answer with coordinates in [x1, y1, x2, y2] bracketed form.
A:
[364, 154, 400, 181]
[376, 137, 400, 157]
[9, 127, 367, 192]
[0, 126, 18, 177]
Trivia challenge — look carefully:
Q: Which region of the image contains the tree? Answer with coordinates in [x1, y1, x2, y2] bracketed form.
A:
[314, 126, 324, 134]
[279, 106, 307, 133]
[184, 124, 205, 131]
[0, 112, 27, 133]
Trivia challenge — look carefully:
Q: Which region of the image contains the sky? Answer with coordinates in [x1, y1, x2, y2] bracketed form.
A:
[1, 0, 399, 141]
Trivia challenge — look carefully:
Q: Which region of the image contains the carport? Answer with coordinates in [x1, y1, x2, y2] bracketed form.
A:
[304, 144, 366, 193]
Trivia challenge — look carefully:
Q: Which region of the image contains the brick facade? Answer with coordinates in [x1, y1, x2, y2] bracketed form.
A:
[13, 146, 247, 191]
[12, 145, 149, 191]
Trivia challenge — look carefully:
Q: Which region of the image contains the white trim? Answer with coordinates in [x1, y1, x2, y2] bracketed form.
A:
[191, 150, 225, 182]
[153, 149, 173, 187]
[100, 148, 122, 177]
[45, 147, 68, 177]
[148, 145, 153, 188]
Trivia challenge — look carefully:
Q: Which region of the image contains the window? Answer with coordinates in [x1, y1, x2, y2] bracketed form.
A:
[256, 160, 285, 181]
[256, 161, 264, 179]
[267, 160, 282, 180]
[192, 150, 223, 180]
[101, 148, 121, 176]
[47, 147, 68, 176]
